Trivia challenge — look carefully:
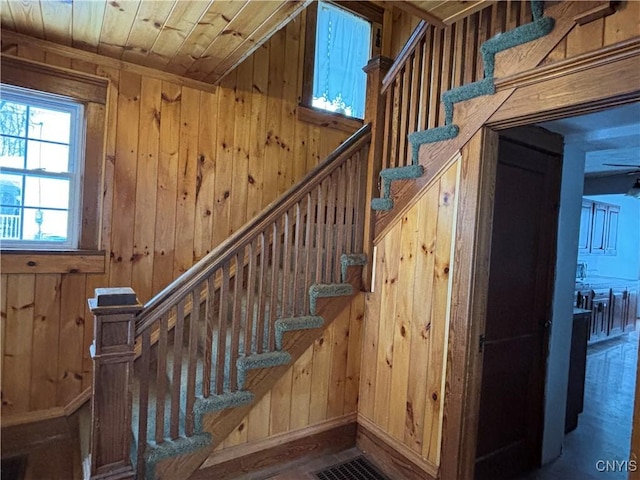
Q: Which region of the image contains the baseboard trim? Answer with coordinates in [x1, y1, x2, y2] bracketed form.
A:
[193, 413, 357, 479]
[357, 414, 438, 480]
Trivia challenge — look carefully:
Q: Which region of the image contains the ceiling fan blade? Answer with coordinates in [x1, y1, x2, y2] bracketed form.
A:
[603, 163, 640, 167]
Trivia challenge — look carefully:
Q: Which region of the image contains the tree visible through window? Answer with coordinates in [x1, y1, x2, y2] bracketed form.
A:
[0, 85, 84, 249]
[312, 1, 372, 119]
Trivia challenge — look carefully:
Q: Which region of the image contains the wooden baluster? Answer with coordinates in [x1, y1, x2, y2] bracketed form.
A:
[390, 75, 402, 168]
[185, 288, 200, 436]
[398, 62, 412, 167]
[418, 32, 433, 131]
[315, 181, 327, 284]
[257, 232, 267, 353]
[334, 164, 347, 281]
[303, 192, 315, 313]
[408, 49, 423, 144]
[282, 210, 292, 317]
[362, 55, 392, 290]
[464, 14, 478, 86]
[89, 287, 142, 480]
[344, 157, 356, 254]
[230, 253, 243, 390]
[244, 240, 257, 354]
[155, 314, 168, 443]
[292, 202, 302, 315]
[137, 328, 151, 474]
[324, 174, 337, 282]
[216, 265, 230, 394]
[381, 84, 393, 172]
[428, 28, 443, 129]
[439, 25, 455, 127]
[269, 220, 281, 350]
[354, 150, 368, 253]
[202, 277, 214, 398]
[170, 301, 185, 439]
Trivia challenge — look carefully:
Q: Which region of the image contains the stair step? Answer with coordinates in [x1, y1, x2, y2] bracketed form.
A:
[309, 283, 354, 315]
[380, 164, 424, 181]
[371, 197, 394, 211]
[442, 78, 495, 125]
[194, 391, 255, 432]
[144, 433, 211, 480]
[340, 253, 367, 283]
[481, 15, 554, 78]
[236, 351, 292, 390]
[275, 316, 324, 350]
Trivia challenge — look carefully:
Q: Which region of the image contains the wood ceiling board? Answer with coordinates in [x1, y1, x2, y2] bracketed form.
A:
[141, 0, 214, 70]
[163, 0, 250, 76]
[431, 0, 496, 24]
[97, 0, 141, 58]
[71, 0, 107, 52]
[6, 0, 45, 39]
[120, 0, 176, 64]
[205, 0, 310, 84]
[40, 0, 73, 46]
[186, 0, 284, 81]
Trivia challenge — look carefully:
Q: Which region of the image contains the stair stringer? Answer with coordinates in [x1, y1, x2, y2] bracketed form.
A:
[373, 0, 590, 239]
[149, 264, 364, 480]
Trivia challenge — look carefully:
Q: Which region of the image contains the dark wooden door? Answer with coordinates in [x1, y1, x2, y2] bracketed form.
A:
[475, 127, 562, 480]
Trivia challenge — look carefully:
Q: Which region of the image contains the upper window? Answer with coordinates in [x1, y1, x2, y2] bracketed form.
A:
[302, 1, 381, 122]
[0, 85, 85, 249]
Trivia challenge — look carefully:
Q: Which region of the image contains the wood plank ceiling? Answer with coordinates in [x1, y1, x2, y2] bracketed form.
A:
[0, 0, 493, 85]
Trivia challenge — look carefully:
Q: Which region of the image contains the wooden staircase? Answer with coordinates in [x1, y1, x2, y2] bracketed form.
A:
[87, 126, 371, 480]
[85, 2, 596, 478]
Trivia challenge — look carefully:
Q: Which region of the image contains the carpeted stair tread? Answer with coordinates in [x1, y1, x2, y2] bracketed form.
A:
[309, 283, 354, 315]
[408, 124, 460, 165]
[481, 15, 555, 78]
[194, 391, 255, 432]
[236, 351, 292, 390]
[143, 433, 212, 480]
[442, 78, 495, 125]
[371, 197, 394, 211]
[275, 316, 325, 350]
[380, 164, 425, 181]
[340, 253, 367, 282]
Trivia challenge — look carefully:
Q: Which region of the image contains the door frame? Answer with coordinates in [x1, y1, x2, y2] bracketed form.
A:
[441, 41, 640, 480]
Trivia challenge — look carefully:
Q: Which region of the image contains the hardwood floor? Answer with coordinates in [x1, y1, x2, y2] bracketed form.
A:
[519, 330, 639, 480]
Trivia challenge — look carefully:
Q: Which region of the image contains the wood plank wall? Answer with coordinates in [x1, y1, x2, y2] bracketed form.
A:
[0, 13, 352, 417]
[202, 294, 365, 461]
[358, 159, 460, 470]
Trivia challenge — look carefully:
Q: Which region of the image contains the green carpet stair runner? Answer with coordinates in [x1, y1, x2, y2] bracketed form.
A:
[131, 253, 367, 479]
[371, 0, 554, 211]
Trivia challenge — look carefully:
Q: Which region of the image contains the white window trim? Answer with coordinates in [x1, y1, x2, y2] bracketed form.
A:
[0, 84, 85, 250]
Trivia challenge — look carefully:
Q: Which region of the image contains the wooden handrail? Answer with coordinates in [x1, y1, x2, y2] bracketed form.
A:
[381, 20, 429, 94]
[135, 123, 372, 335]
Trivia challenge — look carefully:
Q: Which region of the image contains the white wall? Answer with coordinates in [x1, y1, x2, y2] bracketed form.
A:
[541, 143, 586, 464]
[578, 194, 640, 281]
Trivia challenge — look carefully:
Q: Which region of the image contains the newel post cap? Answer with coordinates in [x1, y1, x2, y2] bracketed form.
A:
[88, 287, 143, 313]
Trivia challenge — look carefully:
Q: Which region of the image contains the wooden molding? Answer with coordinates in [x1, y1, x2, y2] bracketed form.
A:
[1, 407, 66, 428]
[194, 414, 357, 479]
[573, 1, 617, 26]
[297, 105, 364, 134]
[391, 2, 446, 29]
[0, 250, 106, 274]
[356, 414, 438, 480]
[495, 37, 640, 92]
[1, 54, 108, 104]
[0, 30, 218, 93]
[1, 412, 71, 457]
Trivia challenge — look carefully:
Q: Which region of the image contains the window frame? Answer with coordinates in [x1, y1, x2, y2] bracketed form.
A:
[0, 54, 108, 253]
[300, 1, 383, 131]
[1, 85, 86, 249]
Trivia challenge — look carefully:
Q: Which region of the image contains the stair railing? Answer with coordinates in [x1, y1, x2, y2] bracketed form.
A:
[88, 124, 371, 479]
[376, 1, 533, 173]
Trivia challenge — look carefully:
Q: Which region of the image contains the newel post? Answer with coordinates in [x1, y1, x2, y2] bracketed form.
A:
[88, 287, 142, 480]
[362, 55, 393, 290]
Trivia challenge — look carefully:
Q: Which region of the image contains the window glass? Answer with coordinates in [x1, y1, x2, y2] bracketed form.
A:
[0, 85, 84, 248]
[313, 1, 371, 119]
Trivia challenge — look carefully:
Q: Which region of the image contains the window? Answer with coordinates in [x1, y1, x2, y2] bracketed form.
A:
[0, 55, 108, 254]
[1, 85, 85, 249]
[302, 1, 382, 124]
